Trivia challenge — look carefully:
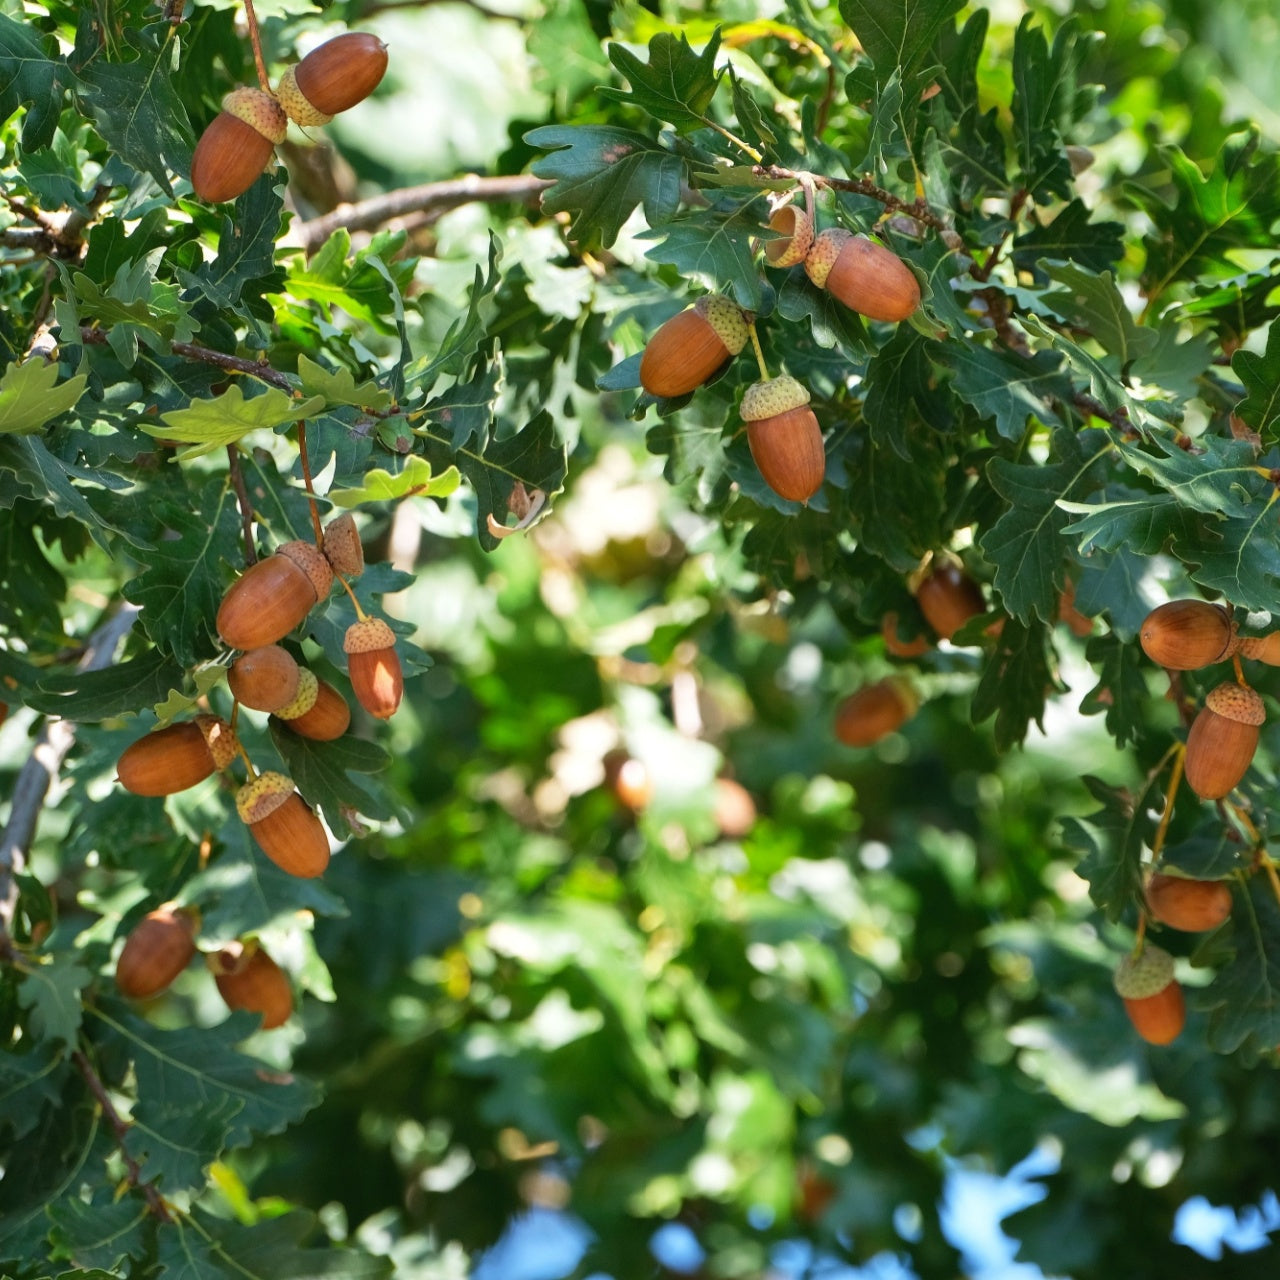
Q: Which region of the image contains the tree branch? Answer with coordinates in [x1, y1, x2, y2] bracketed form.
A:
[291, 173, 552, 254]
[0, 605, 140, 953]
[753, 165, 951, 232]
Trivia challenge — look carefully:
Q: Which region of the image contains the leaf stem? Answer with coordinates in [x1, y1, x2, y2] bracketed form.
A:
[748, 320, 770, 382]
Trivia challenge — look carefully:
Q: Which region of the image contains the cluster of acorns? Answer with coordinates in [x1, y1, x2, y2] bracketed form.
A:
[190, 32, 389, 202]
[1111, 598, 1278, 1045]
[112, 514, 404, 1026]
[636, 204, 920, 505]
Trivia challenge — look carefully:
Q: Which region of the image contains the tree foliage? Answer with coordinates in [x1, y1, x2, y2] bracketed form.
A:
[4, 0, 1280, 1276]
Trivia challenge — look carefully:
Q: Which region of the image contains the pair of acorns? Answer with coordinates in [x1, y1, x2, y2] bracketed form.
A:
[190, 32, 388, 202]
[636, 223, 919, 506]
[1139, 599, 1276, 800]
[116, 905, 293, 1029]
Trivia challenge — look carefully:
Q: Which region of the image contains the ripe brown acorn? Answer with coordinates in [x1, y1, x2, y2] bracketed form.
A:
[915, 561, 986, 641]
[1114, 944, 1185, 1045]
[117, 715, 239, 796]
[834, 678, 918, 747]
[804, 228, 920, 322]
[603, 750, 651, 812]
[191, 87, 288, 203]
[115, 905, 199, 999]
[322, 512, 364, 578]
[271, 667, 351, 741]
[236, 771, 330, 878]
[763, 203, 814, 268]
[276, 33, 389, 126]
[217, 541, 334, 651]
[1184, 682, 1265, 800]
[209, 940, 293, 1029]
[882, 612, 931, 658]
[343, 617, 403, 719]
[1146, 872, 1232, 932]
[639, 295, 749, 399]
[229, 645, 301, 712]
[1238, 632, 1280, 665]
[1139, 600, 1236, 669]
[740, 375, 825, 503]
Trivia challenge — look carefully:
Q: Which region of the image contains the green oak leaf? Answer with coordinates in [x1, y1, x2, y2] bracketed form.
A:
[26, 648, 186, 722]
[0, 1040, 68, 1141]
[1058, 773, 1157, 921]
[1079, 632, 1147, 748]
[1041, 263, 1158, 370]
[424, 362, 502, 452]
[1177, 496, 1280, 614]
[326, 455, 461, 508]
[1112, 432, 1268, 518]
[146, 387, 325, 460]
[1071, 541, 1160, 639]
[151, 664, 227, 728]
[838, 0, 965, 81]
[0, 360, 88, 436]
[0, 12, 68, 149]
[16, 954, 92, 1050]
[124, 1096, 244, 1191]
[527, 125, 685, 250]
[1159, 820, 1249, 881]
[846, 436, 946, 573]
[188, 1209, 394, 1280]
[177, 180, 285, 312]
[936, 340, 1070, 440]
[269, 722, 397, 837]
[1011, 199, 1124, 274]
[46, 1197, 150, 1272]
[602, 29, 724, 133]
[1059, 490, 1196, 557]
[1198, 876, 1280, 1057]
[637, 208, 763, 311]
[279, 229, 411, 333]
[1232, 319, 1280, 442]
[296, 354, 392, 412]
[969, 617, 1060, 751]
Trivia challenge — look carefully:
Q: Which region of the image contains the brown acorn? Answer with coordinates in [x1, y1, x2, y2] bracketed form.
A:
[1139, 600, 1236, 669]
[804, 228, 920, 322]
[1146, 872, 1232, 932]
[276, 32, 389, 126]
[712, 777, 757, 838]
[603, 751, 651, 812]
[115, 905, 199, 999]
[343, 617, 402, 719]
[236, 771, 330, 878]
[208, 940, 293, 1029]
[639, 294, 749, 399]
[1184, 681, 1265, 800]
[190, 87, 288, 203]
[740, 375, 825, 503]
[217, 541, 334, 651]
[118, 715, 239, 796]
[915, 561, 986, 641]
[881, 612, 931, 658]
[1238, 632, 1280, 665]
[834, 678, 919, 747]
[271, 668, 351, 741]
[229, 645, 301, 712]
[763, 203, 814, 268]
[322, 512, 364, 578]
[1114, 944, 1185, 1045]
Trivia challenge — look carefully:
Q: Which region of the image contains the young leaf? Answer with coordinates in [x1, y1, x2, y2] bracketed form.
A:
[326, 455, 461, 508]
[602, 29, 724, 134]
[0, 360, 87, 435]
[297, 355, 392, 412]
[146, 387, 325, 460]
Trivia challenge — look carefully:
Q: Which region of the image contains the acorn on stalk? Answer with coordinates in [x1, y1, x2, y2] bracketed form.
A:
[208, 940, 293, 1029]
[236, 771, 330, 878]
[117, 715, 239, 796]
[834, 678, 919, 747]
[740, 374, 825, 503]
[115, 905, 199, 999]
[639, 295, 749, 399]
[1184, 681, 1265, 800]
[804, 228, 920, 322]
[344, 616, 403, 719]
[1114, 945, 1185, 1044]
[1139, 600, 1236, 670]
[1145, 872, 1232, 932]
[276, 32, 389, 126]
[191, 87, 288, 203]
[217, 540, 334, 651]
[229, 645, 301, 713]
[271, 667, 351, 741]
[914, 561, 986, 641]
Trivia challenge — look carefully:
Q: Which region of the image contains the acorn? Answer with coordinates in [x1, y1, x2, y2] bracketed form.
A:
[915, 561, 986, 641]
[603, 751, 651, 812]
[1113, 944, 1185, 1045]
[804, 228, 920, 322]
[1237, 632, 1280, 665]
[881, 612, 931, 658]
[834, 678, 918, 747]
[1146, 872, 1232, 932]
[117, 715, 239, 796]
[1139, 600, 1236, 669]
[217, 541, 334, 651]
[343, 617, 403, 719]
[276, 32, 389, 126]
[1184, 681, 1265, 800]
[740, 375, 825, 503]
[712, 777, 757, 839]
[639, 294, 749, 399]
[322, 512, 364, 578]
[271, 667, 351, 741]
[236, 771, 330, 878]
[208, 940, 293, 1029]
[763, 203, 814, 268]
[190, 87, 288, 203]
[229, 645, 301, 712]
[115, 905, 199, 999]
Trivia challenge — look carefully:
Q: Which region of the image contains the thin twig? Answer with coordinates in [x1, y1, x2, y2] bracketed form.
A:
[752, 165, 950, 231]
[0, 605, 140, 952]
[72, 1050, 174, 1222]
[171, 341, 293, 391]
[226, 446, 258, 565]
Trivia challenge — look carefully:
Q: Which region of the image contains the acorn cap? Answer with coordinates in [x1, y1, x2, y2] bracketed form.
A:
[740, 375, 810, 422]
[278, 540, 334, 601]
[803, 227, 851, 290]
[274, 666, 320, 720]
[344, 616, 396, 653]
[693, 294, 750, 355]
[764, 203, 815, 269]
[194, 714, 240, 771]
[275, 63, 335, 127]
[1205, 682, 1265, 725]
[322, 513, 364, 577]
[221, 86, 288, 145]
[1113, 944, 1175, 999]
[236, 770, 294, 825]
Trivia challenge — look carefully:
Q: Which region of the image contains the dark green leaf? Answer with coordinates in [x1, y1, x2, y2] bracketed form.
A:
[177, 180, 286, 312]
[1232, 319, 1280, 442]
[46, 1197, 149, 1272]
[1079, 632, 1147, 747]
[1041, 263, 1158, 369]
[27, 648, 185, 723]
[0, 12, 68, 149]
[1012, 199, 1124, 274]
[406, 236, 502, 393]
[0, 1040, 69, 1141]
[270, 723, 396, 836]
[1200, 876, 1280, 1057]
[1059, 774, 1157, 920]
[15, 956, 91, 1050]
[124, 1096, 244, 1191]
[638, 209, 763, 311]
[602, 29, 724, 134]
[424, 362, 502, 452]
[838, 0, 965, 81]
[969, 617, 1059, 750]
[936, 341, 1070, 440]
[195, 1209, 393, 1280]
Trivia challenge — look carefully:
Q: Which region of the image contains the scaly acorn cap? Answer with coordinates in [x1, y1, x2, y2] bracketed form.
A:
[235, 770, 295, 825]
[276, 64, 335, 126]
[1205, 681, 1266, 725]
[278, 539, 334, 601]
[274, 667, 320, 720]
[740, 375, 810, 421]
[803, 226, 850, 291]
[221, 86, 288, 145]
[1113, 944, 1176, 999]
[694, 294, 750, 355]
[322, 512, 364, 578]
[195, 713, 240, 771]
[764, 203, 815, 269]
[343, 616, 396, 653]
